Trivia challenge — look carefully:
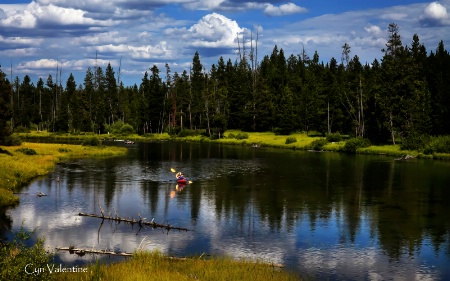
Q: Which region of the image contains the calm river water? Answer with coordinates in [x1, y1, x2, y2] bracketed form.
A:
[4, 141, 450, 280]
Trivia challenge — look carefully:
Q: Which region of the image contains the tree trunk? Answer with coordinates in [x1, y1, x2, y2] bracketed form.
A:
[390, 111, 395, 145]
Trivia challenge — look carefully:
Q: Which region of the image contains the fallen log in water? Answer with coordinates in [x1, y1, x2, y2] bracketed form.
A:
[56, 246, 133, 257]
[56, 246, 188, 260]
[78, 212, 191, 232]
[13, 192, 48, 197]
[55, 246, 284, 268]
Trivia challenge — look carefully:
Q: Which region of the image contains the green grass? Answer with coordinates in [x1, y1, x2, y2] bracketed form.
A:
[55, 250, 300, 281]
[216, 131, 321, 149]
[0, 142, 127, 208]
[18, 131, 171, 143]
[15, 130, 450, 160]
[358, 145, 413, 156]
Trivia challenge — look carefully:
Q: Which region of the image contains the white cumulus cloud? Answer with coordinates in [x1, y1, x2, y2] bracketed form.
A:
[264, 2, 307, 16]
[165, 13, 245, 48]
[364, 25, 382, 36]
[423, 1, 448, 19]
[419, 1, 450, 26]
[0, 6, 36, 28]
[0, 1, 111, 29]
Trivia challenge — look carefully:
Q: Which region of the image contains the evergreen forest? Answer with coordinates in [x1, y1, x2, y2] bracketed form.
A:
[1, 23, 450, 147]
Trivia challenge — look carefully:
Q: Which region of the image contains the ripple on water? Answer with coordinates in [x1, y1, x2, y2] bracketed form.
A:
[296, 246, 440, 281]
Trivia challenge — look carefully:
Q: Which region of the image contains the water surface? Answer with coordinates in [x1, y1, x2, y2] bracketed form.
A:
[5, 142, 450, 280]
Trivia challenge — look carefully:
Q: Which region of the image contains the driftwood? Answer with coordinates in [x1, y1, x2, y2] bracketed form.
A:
[395, 154, 416, 161]
[13, 192, 47, 197]
[56, 246, 188, 260]
[78, 198, 190, 232]
[56, 246, 132, 257]
[55, 246, 284, 268]
[78, 212, 191, 232]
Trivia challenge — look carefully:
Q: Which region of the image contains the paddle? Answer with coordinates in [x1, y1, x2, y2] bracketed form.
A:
[170, 168, 193, 184]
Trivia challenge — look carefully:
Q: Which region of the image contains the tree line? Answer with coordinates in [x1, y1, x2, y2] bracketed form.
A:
[1, 23, 450, 145]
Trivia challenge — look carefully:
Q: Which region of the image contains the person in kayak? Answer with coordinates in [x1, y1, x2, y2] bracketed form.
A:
[176, 172, 185, 181]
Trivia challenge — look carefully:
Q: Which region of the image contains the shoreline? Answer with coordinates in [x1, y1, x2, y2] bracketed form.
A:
[0, 142, 128, 209]
[16, 130, 450, 160]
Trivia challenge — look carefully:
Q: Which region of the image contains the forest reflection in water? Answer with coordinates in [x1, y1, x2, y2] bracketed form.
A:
[4, 141, 450, 280]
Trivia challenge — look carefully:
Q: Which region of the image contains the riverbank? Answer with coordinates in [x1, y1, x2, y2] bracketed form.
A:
[16, 130, 450, 160]
[54, 251, 299, 281]
[175, 130, 450, 160]
[0, 142, 127, 208]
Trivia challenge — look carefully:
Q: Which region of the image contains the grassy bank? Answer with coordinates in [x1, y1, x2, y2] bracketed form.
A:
[55, 251, 300, 281]
[0, 142, 127, 208]
[16, 130, 450, 160]
[1, 230, 300, 281]
[19, 130, 171, 143]
[176, 130, 322, 148]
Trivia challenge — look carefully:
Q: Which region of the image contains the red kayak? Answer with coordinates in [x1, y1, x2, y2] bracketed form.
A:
[177, 179, 187, 184]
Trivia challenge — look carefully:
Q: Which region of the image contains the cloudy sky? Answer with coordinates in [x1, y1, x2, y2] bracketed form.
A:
[1, 0, 449, 86]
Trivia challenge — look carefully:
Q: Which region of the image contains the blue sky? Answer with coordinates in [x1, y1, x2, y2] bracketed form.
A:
[1, 0, 449, 86]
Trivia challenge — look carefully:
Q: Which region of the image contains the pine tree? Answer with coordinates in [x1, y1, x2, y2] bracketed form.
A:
[0, 66, 13, 145]
[191, 51, 205, 129]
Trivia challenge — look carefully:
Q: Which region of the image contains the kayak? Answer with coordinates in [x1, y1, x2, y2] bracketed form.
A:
[177, 179, 187, 184]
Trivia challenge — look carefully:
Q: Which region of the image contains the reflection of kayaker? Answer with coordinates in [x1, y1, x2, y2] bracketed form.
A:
[171, 183, 186, 198]
[176, 183, 186, 191]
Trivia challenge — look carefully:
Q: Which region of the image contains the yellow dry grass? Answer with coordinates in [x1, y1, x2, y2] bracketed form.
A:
[0, 142, 127, 208]
[55, 251, 300, 281]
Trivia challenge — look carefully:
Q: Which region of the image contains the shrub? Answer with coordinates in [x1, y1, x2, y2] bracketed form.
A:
[401, 132, 430, 151]
[424, 136, 450, 155]
[14, 126, 30, 133]
[167, 126, 180, 136]
[210, 133, 219, 140]
[110, 121, 125, 133]
[227, 133, 236, 139]
[58, 147, 71, 153]
[326, 133, 342, 142]
[200, 130, 210, 137]
[104, 121, 135, 135]
[15, 148, 37, 155]
[272, 127, 292, 135]
[285, 136, 297, 144]
[82, 136, 100, 146]
[343, 137, 371, 153]
[310, 139, 328, 151]
[1, 135, 22, 146]
[0, 228, 54, 281]
[307, 131, 323, 137]
[141, 133, 154, 138]
[120, 124, 134, 135]
[30, 123, 38, 131]
[178, 129, 201, 137]
[235, 133, 249, 140]
[0, 148, 12, 155]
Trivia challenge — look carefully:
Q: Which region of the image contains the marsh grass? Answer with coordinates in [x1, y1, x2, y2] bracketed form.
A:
[55, 251, 300, 281]
[358, 145, 417, 157]
[220, 131, 320, 149]
[15, 130, 450, 160]
[18, 131, 171, 143]
[285, 136, 297, 144]
[0, 142, 127, 208]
